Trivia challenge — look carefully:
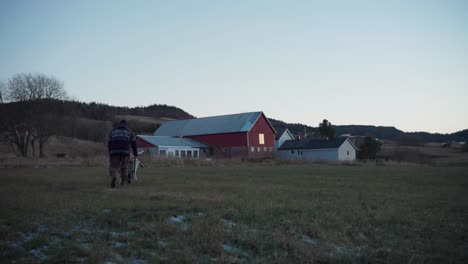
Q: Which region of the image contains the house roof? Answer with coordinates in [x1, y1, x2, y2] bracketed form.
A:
[275, 128, 294, 140]
[154, 111, 276, 137]
[279, 138, 355, 150]
[137, 135, 208, 148]
[275, 128, 287, 140]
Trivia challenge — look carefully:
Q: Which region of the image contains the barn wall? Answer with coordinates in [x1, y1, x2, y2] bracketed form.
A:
[188, 132, 248, 159]
[248, 114, 275, 158]
[337, 140, 356, 160]
[136, 137, 156, 148]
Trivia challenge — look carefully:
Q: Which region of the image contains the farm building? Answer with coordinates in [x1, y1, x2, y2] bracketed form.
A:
[277, 138, 357, 161]
[142, 111, 276, 159]
[275, 128, 295, 149]
[136, 135, 210, 159]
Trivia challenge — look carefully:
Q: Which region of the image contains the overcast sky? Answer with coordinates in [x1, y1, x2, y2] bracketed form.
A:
[1, 0, 467, 133]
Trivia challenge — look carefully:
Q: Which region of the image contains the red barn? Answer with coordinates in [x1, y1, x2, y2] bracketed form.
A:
[151, 111, 276, 158]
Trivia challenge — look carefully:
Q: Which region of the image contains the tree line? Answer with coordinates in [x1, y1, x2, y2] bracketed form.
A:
[0, 73, 191, 158]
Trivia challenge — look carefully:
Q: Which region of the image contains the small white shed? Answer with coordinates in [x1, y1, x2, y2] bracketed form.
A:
[277, 138, 357, 161]
[275, 128, 295, 149]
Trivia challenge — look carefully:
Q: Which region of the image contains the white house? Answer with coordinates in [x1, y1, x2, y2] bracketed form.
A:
[275, 128, 295, 149]
[136, 135, 210, 158]
[277, 138, 357, 161]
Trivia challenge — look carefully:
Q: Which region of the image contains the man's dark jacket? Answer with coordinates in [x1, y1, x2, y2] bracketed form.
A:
[108, 124, 137, 156]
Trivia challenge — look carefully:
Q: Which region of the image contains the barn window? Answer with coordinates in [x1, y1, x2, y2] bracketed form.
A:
[347, 151, 349, 155]
[159, 150, 166, 156]
[259, 134, 265, 144]
[175, 150, 179, 157]
[291, 150, 294, 154]
[181, 150, 186, 157]
[187, 150, 192, 158]
[193, 150, 198, 158]
[223, 147, 228, 152]
[258, 147, 261, 152]
[251, 147, 255, 152]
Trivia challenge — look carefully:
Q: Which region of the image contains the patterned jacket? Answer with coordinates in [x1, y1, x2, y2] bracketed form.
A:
[108, 125, 137, 156]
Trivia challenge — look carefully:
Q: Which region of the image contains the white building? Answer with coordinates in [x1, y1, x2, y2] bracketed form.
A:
[277, 138, 357, 161]
[275, 128, 295, 149]
[136, 135, 210, 158]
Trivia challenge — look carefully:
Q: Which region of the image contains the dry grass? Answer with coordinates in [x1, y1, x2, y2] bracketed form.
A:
[0, 165, 467, 263]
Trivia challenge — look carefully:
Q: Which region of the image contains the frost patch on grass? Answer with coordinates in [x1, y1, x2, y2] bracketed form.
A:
[29, 245, 48, 262]
[223, 243, 249, 257]
[167, 215, 190, 231]
[301, 234, 319, 245]
[112, 241, 127, 248]
[168, 215, 186, 223]
[221, 218, 236, 230]
[158, 239, 170, 248]
[128, 256, 149, 264]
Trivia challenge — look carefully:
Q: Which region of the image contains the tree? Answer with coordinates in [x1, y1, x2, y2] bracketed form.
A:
[7, 73, 68, 102]
[0, 80, 6, 103]
[317, 119, 336, 139]
[357, 136, 381, 160]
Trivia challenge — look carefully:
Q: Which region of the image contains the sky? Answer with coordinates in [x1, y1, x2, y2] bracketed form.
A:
[0, 0, 467, 133]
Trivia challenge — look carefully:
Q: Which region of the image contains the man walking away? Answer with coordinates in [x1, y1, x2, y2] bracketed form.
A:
[108, 120, 138, 188]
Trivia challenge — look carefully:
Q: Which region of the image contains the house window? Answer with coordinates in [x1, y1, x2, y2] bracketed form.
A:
[193, 150, 198, 158]
[259, 133, 265, 144]
[187, 150, 192, 158]
[181, 150, 186, 157]
[347, 151, 349, 155]
[291, 150, 294, 154]
[175, 150, 179, 157]
[159, 150, 166, 156]
[251, 147, 255, 152]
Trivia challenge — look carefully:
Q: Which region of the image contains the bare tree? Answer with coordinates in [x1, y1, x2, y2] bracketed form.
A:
[0, 80, 6, 103]
[7, 73, 68, 101]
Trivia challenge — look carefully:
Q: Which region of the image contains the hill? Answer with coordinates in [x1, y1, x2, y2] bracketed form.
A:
[269, 118, 468, 143]
[0, 100, 193, 157]
[1, 99, 466, 159]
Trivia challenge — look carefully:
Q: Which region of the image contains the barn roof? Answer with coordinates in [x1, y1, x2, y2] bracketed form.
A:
[154, 111, 276, 137]
[279, 138, 354, 150]
[137, 135, 208, 148]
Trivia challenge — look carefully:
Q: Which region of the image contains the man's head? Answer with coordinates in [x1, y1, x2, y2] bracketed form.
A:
[119, 120, 128, 127]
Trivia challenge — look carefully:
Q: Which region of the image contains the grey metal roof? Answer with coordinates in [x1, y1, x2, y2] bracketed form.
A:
[279, 138, 352, 150]
[154, 111, 275, 137]
[138, 135, 208, 148]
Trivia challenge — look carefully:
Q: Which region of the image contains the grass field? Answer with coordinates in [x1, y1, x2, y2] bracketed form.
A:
[1, 165, 467, 263]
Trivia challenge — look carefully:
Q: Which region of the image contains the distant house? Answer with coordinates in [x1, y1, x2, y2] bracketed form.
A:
[136, 135, 210, 158]
[277, 138, 357, 161]
[275, 128, 295, 149]
[147, 111, 276, 159]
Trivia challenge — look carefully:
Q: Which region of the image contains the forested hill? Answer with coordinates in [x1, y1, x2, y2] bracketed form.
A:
[1, 99, 466, 144]
[269, 118, 468, 143]
[0, 99, 193, 144]
[0, 99, 193, 121]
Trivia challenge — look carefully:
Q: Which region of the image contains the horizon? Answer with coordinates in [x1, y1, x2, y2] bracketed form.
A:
[1, 1, 467, 134]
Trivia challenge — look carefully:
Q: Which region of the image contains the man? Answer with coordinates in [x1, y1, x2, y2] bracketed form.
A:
[108, 120, 138, 188]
